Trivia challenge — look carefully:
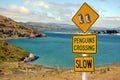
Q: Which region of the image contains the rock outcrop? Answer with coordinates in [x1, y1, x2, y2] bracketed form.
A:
[0, 15, 46, 39]
[21, 53, 39, 63]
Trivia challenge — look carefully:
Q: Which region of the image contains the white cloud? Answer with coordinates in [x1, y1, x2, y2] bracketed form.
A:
[24, 0, 49, 9]
[0, 0, 81, 24]
[0, 6, 51, 22]
[101, 17, 120, 21]
[24, 0, 79, 9]
[8, 5, 30, 14]
[93, 17, 120, 28]
[23, 0, 79, 23]
[0, 0, 120, 29]
[98, 0, 105, 2]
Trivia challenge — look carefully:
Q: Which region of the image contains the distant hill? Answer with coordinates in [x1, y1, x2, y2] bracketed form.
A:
[112, 27, 120, 30]
[24, 22, 120, 31]
[0, 40, 29, 62]
[24, 22, 77, 30]
[91, 27, 108, 30]
[0, 15, 46, 39]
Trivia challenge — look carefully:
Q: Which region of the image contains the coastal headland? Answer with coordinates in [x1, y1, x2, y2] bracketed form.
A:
[0, 15, 120, 80]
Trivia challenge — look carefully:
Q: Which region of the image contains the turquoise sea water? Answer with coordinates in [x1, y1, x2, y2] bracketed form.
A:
[6, 30, 120, 68]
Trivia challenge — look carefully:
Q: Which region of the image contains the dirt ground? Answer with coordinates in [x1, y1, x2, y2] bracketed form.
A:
[0, 62, 120, 80]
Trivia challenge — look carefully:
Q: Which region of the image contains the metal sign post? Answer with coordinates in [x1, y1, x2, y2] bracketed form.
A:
[82, 72, 87, 80]
[72, 2, 99, 80]
[82, 54, 88, 80]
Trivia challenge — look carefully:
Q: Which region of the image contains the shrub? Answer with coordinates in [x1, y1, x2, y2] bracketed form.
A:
[19, 25, 26, 29]
[4, 19, 9, 22]
[0, 24, 6, 27]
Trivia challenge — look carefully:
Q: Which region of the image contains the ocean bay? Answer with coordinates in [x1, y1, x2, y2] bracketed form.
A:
[6, 30, 120, 68]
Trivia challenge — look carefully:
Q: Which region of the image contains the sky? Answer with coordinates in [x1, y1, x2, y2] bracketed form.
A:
[0, 0, 120, 28]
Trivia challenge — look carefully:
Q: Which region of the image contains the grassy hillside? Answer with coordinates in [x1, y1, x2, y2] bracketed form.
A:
[0, 15, 46, 39]
[0, 40, 29, 62]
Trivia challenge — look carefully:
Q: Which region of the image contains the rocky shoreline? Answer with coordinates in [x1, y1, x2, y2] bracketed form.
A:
[21, 53, 39, 63]
[92, 30, 120, 34]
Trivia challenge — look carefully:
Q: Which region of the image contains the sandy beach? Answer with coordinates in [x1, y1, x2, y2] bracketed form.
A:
[0, 62, 120, 80]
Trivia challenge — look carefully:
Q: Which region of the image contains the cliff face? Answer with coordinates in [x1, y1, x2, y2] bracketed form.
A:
[0, 15, 46, 39]
[0, 40, 29, 62]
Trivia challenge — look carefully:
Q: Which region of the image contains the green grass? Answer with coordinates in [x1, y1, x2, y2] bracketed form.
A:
[0, 40, 29, 62]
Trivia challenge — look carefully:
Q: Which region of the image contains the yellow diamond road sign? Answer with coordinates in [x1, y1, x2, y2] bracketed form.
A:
[72, 2, 99, 33]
